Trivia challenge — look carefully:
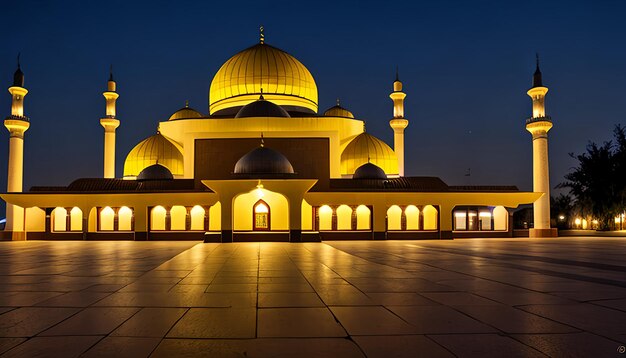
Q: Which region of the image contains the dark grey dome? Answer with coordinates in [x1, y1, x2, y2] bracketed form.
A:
[235, 96, 291, 118]
[353, 162, 387, 180]
[234, 146, 294, 175]
[137, 164, 174, 181]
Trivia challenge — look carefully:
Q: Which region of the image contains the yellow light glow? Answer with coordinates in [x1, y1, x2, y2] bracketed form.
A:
[100, 206, 115, 231]
[118, 206, 133, 231]
[254, 203, 269, 213]
[574, 218, 581, 226]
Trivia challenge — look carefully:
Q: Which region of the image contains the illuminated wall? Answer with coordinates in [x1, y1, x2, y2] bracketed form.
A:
[423, 205, 438, 230]
[233, 188, 289, 231]
[356, 205, 371, 230]
[301, 200, 313, 230]
[336, 205, 352, 230]
[387, 205, 402, 231]
[405, 205, 419, 230]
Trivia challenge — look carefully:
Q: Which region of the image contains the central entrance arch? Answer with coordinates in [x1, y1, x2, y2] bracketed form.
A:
[233, 187, 289, 240]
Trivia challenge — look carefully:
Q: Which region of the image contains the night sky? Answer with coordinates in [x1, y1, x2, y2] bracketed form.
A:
[1, 0, 625, 217]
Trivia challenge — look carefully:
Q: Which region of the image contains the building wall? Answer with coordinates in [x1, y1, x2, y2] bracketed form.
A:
[194, 137, 330, 189]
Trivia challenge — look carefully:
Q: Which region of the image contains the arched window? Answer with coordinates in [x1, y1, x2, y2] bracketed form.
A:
[52, 207, 67, 232]
[151, 206, 167, 231]
[318, 205, 333, 231]
[190, 205, 206, 231]
[70, 207, 82, 231]
[387, 205, 402, 231]
[100, 206, 115, 231]
[493, 206, 508, 231]
[118, 206, 133, 231]
[423, 205, 438, 230]
[405, 205, 419, 230]
[170, 206, 187, 231]
[253, 200, 270, 231]
[336, 205, 353, 230]
[356, 205, 371, 230]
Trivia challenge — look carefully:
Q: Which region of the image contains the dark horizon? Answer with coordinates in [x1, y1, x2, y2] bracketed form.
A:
[2, 0, 625, 217]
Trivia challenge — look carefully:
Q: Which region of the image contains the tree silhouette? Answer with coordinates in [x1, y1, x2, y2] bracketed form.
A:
[559, 125, 626, 230]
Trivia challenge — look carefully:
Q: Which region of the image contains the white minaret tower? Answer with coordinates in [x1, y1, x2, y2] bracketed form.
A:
[389, 69, 409, 176]
[526, 55, 557, 237]
[4, 55, 30, 240]
[100, 67, 120, 178]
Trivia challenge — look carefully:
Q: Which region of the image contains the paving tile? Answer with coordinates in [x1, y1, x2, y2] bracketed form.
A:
[316, 285, 376, 306]
[40, 307, 139, 336]
[387, 305, 497, 334]
[453, 304, 579, 333]
[1, 336, 102, 358]
[590, 297, 626, 312]
[0, 291, 64, 306]
[81, 284, 127, 292]
[152, 338, 364, 357]
[258, 308, 346, 337]
[205, 283, 257, 292]
[111, 307, 188, 337]
[0, 338, 26, 355]
[94, 292, 256, 307]
[257, 282, 314, 292]
[81, 336, 161, 358]
[366, 292, 440, 306]
[473, 290, 574, 306]
[519, 303, 626, 341]
[353, 335, 454, 358]
[258, 292, 325, 307]
[429, 333, 545, 357]
[421, 292, 499, 306]
[330, 306, 417, 335]
[167, 308, 256, 338]
[34, 291, 111, 307]
[512, 332, 621, 358]
[0, 307, 79, 337]
[119, 283, 175, 292]
[168, 284, 208, 293]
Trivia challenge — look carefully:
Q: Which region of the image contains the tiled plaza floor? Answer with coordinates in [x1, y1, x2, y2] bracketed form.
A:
[0, 238, 624, 357]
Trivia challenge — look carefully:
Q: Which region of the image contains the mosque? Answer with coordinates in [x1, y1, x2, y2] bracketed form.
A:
[0, 31, 556, 242]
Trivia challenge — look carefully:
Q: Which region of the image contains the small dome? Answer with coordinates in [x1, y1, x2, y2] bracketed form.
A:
[341, 132, 398, 176]
[235, 95, 291, 118]
[137, 164, 174, 181]
[209, 42, 318, 115]
[168, 103, 203, 121]
[353, 162, 387, 179]
[234, 145, 294, 175]
[324, 100, 354, 118]
[123, 132, 184, 178]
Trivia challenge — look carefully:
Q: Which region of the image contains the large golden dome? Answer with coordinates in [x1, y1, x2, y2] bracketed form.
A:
[209, 42, 318, 115]
[123, 132, 184, 178]
[341, 132, 398, 176]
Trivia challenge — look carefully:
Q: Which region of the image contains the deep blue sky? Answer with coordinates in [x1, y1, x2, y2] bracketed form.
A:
[1, 0, 625, 217]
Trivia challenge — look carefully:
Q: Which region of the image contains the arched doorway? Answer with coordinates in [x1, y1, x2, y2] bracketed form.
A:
[253, 200, 270, 231]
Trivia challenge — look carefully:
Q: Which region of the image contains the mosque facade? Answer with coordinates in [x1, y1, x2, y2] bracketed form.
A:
[0, 33, 555, 242]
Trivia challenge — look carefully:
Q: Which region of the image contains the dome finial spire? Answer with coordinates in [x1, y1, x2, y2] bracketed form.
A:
[260, 25, 265, 44]
[336, 97, 340, 106]
[532, 52, 543, 88]
[109, 64, 114, 82]
[259, 87, 265, 100]
[185, 100, 189, 108]
[260, 132, 265, 147]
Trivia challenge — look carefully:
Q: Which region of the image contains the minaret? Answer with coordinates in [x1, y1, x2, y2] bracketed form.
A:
[389, 68, 409, 176]
[100, 67, 120, 178]
[525, 55, 557, 237]
[4, 55, 30, 239]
